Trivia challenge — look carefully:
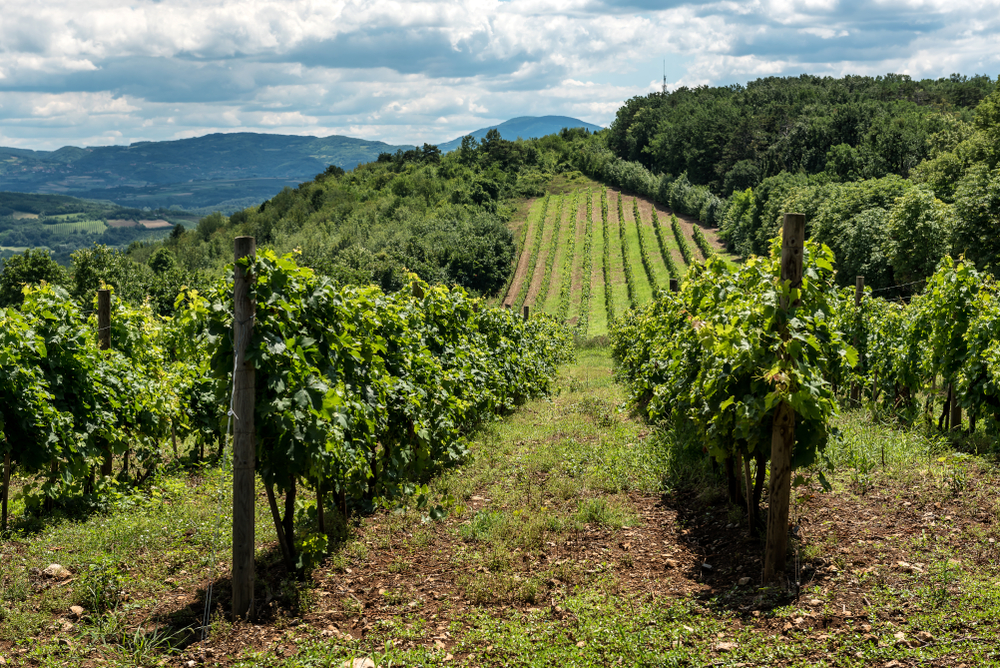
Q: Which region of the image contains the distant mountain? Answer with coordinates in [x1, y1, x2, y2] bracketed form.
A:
[436, 116, 603, 152]
[0, 119, 603, 214]
[0, 133, 413, 213]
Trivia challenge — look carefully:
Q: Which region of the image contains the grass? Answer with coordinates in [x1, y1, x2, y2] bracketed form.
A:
[4, 348, 1000, 667]
[587, 191, 609, 337]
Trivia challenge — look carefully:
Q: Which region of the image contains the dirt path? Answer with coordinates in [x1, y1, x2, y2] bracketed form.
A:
[524, 196, 560, 310]
[503, 198, 541, 307]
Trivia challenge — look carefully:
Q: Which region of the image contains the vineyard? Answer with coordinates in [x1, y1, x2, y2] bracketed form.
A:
[3, 215, 1000, 665]
[502, 175, 726, 337]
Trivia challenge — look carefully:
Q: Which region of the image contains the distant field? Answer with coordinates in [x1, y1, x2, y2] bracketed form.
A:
[45, 220, 107, 235]
[503, 177, 728, 338]
[11, 211, 38, 220]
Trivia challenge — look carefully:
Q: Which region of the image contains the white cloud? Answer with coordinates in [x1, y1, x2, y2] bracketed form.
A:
[0, 0, 996, 149]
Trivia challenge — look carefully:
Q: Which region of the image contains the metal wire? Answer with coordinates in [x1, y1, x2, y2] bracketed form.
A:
[870, 278, 926, 294]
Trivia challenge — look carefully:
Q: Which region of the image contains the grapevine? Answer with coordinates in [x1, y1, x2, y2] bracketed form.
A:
[650, 206, 680, 279]
[601, 190, 615, 325]
[513, 195, 550, 312]
[671, 214, 694, 265]
[576, 189, 595, 336]
[633, 199, 659, 292]
[617, 193, 638, 309]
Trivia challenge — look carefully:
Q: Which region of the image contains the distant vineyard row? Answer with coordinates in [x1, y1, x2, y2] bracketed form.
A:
[503, 179, 727, 337]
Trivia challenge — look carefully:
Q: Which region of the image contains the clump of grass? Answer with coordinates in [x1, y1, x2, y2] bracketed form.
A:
[460, 510, 506, 543]
[574, 497, 636, 529]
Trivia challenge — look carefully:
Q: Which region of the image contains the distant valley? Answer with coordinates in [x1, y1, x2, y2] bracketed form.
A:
[0, 116, 602, 214]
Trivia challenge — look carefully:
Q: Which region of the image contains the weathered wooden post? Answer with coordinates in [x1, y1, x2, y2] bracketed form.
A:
[950, 384, 962, 432]
[232, 236, 256, 620]
[669, 278, 679, 293]
[523, 305, 529, 321]
[1, 451, 10, 534]
[764, 213, 804, 583]
[98, 289, 114, 477]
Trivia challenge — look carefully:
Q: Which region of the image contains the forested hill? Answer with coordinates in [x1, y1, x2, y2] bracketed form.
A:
[437, 116, 603, 152]
[607, 73, 996, 195]
[0, 133, 413, 213]
[588, 73, 1000, 293]
[124, 129, 595, 302]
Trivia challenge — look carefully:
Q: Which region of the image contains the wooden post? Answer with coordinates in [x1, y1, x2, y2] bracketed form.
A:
[523, 305, 529, 321]
[669, 279, 679, 293]
[232, 236, 256, 620]
[764, 213, 804, 584]
[2, 451, 10, 535]
[851, 277, 863, 403]
[98, 290, 113, 477]
[949, 384, 962, 432]
[97, 289, 111, 350]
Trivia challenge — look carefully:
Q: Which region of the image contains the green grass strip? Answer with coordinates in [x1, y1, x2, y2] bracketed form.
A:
[533, 194, 565, 312]
[670, 213, 694, 266]
[617, 193, 638, 309]
[576, 189, 595, 336]
[556, 191, 579, 321]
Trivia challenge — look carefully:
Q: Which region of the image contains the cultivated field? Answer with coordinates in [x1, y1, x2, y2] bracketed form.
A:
[503, 175, 726, 337]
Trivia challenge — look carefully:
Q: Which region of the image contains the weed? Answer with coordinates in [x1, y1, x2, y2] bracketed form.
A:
[574, 497, 635, 528]
[460, 510, 505, 542]
[76, 560, 127, 613]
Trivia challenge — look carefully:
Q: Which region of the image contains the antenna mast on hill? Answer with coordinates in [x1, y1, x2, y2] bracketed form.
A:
[663, 60, 667, 94]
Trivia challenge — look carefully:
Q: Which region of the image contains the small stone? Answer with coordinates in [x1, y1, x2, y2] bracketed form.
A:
[715, 642, 738, 652]
[444, 655, 454, 662]
[738, 577, 751, 586]
[43, 563, 71, 579]
[340, 660, 375, 668]
[664, 559, 679, 569]
[895, 561, 913, 573]
[69, 605, 85, 619]
[915, 631, 935, 644]
[701, 563, 713, 571]
[184, 662, 197, 668]
[576, 641, 586, 648]
[808, 598, 822, 606]
[885, 661, 903, 668]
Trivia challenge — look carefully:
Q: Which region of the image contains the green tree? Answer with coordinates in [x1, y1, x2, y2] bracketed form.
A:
[887, 188, 953, 283]
[0, 249, 66, 306]
[952, 164, 1000, 275]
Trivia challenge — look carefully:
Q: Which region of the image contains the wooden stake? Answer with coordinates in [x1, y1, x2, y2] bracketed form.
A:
[669, 279, 679, 293]
[2, 450, 10, 535]
[232, 236, 256, 620]
[523, 305, 529, 321]
[764, 213, 804, 584]
[949, 384, 962, 432]
[851, 277, 863, 403]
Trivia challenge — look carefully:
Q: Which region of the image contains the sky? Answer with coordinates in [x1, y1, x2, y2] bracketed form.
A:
[1, 0, 999, 151]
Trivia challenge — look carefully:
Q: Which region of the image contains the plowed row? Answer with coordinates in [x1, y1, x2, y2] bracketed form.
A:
[504, 184, 726, 337]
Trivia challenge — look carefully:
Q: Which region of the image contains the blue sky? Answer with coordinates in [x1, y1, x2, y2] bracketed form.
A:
[1, 0, 998, 151]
